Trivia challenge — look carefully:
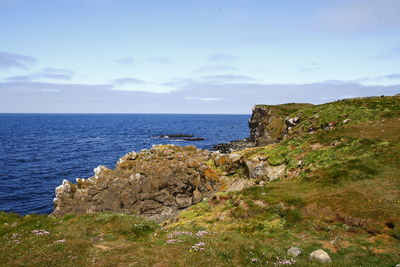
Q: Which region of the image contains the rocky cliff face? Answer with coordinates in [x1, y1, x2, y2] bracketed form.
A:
[248, 105, 306, 146]
[248, 106, 287, 146]
[52, 145, 222, 222]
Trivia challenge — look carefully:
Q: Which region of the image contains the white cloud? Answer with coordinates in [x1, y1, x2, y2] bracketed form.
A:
[201, 74, 254, 82]
[112, 77, 146, 85]
[208, 53, 238, 62]
[194, 65, 237, 73]
[185, 97, 224, 101]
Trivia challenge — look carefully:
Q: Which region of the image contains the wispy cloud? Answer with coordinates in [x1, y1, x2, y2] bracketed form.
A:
[42, 68, 75, 75]
[115, 57, 135, 65]
[381, 46, 400, 60]
[208, 53, 238, 62]
[161, 78, 196, 87]
[4, 68, 75, 82]
[115, 57, 172, 65]
[194, 64, 237, 73]
[201, 74, 254, 82]
[356, 73, 400, 83]
[185, 96, 224, 101]
[147, 57, 172, 64]
[112, 77, 146, 85]
[0, 81, 111, 92]
[0, 51, 37, 70]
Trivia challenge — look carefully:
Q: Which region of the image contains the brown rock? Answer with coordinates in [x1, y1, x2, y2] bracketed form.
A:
[52, 145, 218, 223]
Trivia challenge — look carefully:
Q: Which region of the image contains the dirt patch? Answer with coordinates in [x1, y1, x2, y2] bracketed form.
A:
[310, 143, 324, 150]
[94, 244, 113, 251]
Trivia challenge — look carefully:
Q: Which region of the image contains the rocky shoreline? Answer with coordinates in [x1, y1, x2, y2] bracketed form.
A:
[52, 104, 306, 222]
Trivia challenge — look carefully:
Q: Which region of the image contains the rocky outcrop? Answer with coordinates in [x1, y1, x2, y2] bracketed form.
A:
[248, 107, 300, 146]
[211, 151, 286, 182]
[52, 145, 223, 222]
[249, 105, 288, 146]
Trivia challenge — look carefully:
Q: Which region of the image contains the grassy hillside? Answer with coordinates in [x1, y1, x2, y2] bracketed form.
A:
[1, 96, 399, 266]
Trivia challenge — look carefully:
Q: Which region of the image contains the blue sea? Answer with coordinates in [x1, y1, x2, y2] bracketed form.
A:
[0, 114, 249, 215]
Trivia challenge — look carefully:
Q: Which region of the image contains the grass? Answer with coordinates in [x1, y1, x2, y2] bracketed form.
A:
[1, 96, 400, 266]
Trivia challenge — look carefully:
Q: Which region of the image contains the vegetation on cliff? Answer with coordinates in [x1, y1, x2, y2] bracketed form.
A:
[1, 96, 399, 266]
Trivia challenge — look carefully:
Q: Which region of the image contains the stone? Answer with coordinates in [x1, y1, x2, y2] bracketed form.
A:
[287, 247, 302, 257]
[213, 153, 244, 174]
[192, 189, 203, 204]
[226, 178, 255, 192]
[309, 249, 332, 263]
[246, 160, 286, 181]
[93, 165, 110, 178]
[52, 145, 217, 223]
[286, 117, 300, 127]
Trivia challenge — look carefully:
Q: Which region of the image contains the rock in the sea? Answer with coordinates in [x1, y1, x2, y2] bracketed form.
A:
[287, 246, 302, 257]
[52, 145, 222, 222]
[309, 249, 332, 263]
[156, 134, 194, 138]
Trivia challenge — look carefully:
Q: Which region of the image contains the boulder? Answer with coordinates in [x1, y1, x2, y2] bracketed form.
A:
[309, 249, 332, 263]
[213, 152, 244, 174]
[245, 159, 286, 181]
[287, 247, 302, 257]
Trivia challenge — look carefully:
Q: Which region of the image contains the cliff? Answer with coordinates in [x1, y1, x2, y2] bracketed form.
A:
[248, 103, 314, 146]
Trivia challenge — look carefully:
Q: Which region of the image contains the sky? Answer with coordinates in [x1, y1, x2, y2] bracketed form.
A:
[0, 0, 400, 114]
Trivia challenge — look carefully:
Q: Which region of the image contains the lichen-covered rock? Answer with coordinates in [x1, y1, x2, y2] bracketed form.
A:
[245, 159, 286, 181]
[309, 249, 332, 263]
[52, 145, 222, 222]
[287, 246, 302, 257]
[213, 152, 245, 174]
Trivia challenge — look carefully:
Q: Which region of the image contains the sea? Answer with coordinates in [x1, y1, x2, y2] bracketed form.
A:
[0, 114, 249, 215]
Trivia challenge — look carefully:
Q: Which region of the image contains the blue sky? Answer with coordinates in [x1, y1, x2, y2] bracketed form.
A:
[1, 0, 400, 113]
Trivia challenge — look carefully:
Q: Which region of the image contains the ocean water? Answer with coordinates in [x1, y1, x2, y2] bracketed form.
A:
[0, 114, 249, 215]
